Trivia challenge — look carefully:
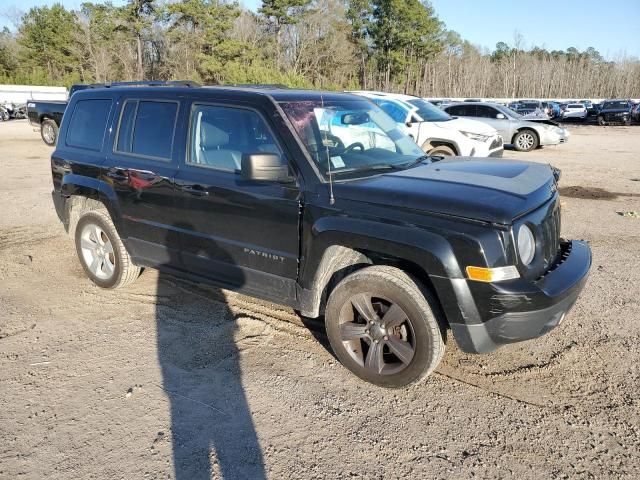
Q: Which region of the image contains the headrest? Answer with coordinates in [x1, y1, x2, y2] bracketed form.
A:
[201, 122, 229, 149]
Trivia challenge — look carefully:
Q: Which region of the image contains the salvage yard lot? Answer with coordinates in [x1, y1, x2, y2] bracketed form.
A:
[1, 119, 639, 479]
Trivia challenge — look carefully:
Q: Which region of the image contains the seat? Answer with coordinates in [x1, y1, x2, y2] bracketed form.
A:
[198, 122, 242, 171]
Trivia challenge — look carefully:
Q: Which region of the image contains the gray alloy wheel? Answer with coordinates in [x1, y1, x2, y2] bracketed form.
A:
[41, 119, 58, 146]
[337, 293, 417, 376]
[79, 222, 116, 281]
[325, 265, 445, 388]
[74, 210, 141, 289]
[513, 129, 539, 152]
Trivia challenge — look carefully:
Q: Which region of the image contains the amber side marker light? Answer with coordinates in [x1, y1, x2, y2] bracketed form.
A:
[466, 265, 520, 282]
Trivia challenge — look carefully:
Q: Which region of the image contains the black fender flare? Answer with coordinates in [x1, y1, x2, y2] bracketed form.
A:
[297, 216, 463, 317]
[59, 174, 124, 235]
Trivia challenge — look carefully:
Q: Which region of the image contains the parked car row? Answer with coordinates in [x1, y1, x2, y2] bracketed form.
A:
[349, 91, 504, 158]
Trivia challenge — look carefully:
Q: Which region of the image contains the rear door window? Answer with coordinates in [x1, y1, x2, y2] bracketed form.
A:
[447, 105, 476, 116]
[65, 99, 112, 150]
[115, 100, 178, 160]
[476, 105, 499, 118]
[374, 100, 407, 123]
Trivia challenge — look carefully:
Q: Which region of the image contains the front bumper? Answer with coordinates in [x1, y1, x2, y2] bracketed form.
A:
[468, 135, 504, 158]
[447, 240, 591, 353]
[540, 128, 570, 146]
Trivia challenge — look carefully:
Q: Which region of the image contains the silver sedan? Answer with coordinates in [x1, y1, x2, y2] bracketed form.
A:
[443, 102, 570, 152]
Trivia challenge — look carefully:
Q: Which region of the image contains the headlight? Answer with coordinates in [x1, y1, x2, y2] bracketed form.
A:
[460, 131, 490, 142]
[517, 224, 535, 265]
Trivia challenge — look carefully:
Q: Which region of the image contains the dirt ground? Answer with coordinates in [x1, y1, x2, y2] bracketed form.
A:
[1, 119, 639, 479]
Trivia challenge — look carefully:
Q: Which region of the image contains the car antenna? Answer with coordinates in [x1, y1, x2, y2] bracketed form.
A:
[321, 93, 335, 205]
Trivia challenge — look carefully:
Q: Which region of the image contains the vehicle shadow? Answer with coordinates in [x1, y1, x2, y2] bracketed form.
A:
[155, 224, 266, 480]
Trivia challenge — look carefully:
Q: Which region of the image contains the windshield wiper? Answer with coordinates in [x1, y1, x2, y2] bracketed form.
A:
[325, 163, 402, 176]
[398, 155, 433, 169]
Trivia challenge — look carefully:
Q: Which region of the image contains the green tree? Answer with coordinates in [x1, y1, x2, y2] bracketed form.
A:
[345, 0, 371, 88]
[17, 4, 82, 82]
[369, 0, 443, 89]
[117, 0, 155, 80]
[259, 0, 311, 68]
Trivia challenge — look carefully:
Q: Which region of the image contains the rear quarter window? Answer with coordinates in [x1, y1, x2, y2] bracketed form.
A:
[115, 100, 178, 160]
[65, 99, 112, 151]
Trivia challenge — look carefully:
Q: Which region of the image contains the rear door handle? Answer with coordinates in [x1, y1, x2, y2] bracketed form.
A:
[182, 184, 209, 196]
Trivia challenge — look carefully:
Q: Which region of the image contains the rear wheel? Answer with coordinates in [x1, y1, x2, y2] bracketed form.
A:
[325, 265, 445, 388]
[41, 119, 58, 146]
[75, 210, 141, 289]
[513, 129, 539, 152]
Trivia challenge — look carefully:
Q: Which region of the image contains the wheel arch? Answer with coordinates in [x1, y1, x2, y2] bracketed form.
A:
[297, 217, 463, 319]
[59, 176, 123, 237]
[421, 137, 460, 155]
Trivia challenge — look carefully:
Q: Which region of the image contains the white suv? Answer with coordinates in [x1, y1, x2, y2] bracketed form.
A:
[350, 91, 504, 157]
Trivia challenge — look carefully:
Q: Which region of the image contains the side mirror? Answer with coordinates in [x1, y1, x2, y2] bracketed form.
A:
[496, 113, 506, 119]
[241, 153, 293, 183]
[405, 114, 420, 127]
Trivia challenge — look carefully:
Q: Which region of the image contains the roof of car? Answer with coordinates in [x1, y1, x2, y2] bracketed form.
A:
[72, 84, 362, 103]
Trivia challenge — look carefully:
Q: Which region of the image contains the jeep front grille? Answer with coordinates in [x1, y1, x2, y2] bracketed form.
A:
[540, 203, 561, 268]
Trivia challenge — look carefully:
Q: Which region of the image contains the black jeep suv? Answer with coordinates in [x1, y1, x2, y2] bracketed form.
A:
[597, 99, 634, 125]
[50, 82, 591, 387]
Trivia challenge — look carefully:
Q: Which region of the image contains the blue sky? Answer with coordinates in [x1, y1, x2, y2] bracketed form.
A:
[2, 0, 639, 59]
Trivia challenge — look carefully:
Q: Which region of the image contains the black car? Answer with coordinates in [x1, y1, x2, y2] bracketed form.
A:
[597, 99, 634, 125]
[514, 100, 543, 115]
[50, 81, 591, 387]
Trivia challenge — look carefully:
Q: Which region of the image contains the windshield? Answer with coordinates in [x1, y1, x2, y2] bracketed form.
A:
[520, 102, 540, 109]
[280, 99, 425, 180]
[602, 101, 629, 109]
[406, 98, 452, 122]
[495, 104, 521, 119]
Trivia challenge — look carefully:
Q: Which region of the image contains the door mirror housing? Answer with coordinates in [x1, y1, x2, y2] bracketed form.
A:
[241, 153, 292, 183]
[496, 113, 506, 119]
[405, 114, 421, 127]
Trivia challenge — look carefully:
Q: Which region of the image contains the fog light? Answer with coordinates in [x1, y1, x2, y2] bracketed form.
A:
[466, 265, 520, 282]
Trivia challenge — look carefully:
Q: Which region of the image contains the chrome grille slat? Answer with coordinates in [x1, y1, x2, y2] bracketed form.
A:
[540, 203, 561, 268]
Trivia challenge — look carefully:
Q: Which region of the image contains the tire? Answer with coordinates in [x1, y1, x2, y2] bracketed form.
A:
[597, 116, 606, 126]
[41, 119, 58, 146]
[75, 210, 141, 289]
[325, 265, 445, 388]
[426, 145, 455, 157]
[512, 129, 539, 152]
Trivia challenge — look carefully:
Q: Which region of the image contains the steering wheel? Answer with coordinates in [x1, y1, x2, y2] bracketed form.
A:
[321, 133, 345, 156]
[344, 142, 365, 154]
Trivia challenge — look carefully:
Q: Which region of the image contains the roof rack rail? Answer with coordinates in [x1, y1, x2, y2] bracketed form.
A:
[228, 83, 290, 89]
[85, 80, 201, 89]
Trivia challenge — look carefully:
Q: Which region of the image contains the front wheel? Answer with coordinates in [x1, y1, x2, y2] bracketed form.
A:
[425, 145, 455, 157]
[597, 116, 606, 126]
[513, 129, 539, 152]
[41, 119, 59, 146]
[75, 210, 141, 289]
[325, 265, 445, 388]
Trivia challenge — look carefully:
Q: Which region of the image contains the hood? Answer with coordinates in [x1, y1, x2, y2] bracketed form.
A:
[333, 158, 557, 225]
[521, 117, 560, 127]
[433, 117, 497, 136]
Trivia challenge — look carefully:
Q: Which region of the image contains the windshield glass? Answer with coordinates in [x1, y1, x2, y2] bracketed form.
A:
[602, 101, 629, 109]
[280, 99, 425, 180]
[495, 104, 521, 118]
[520, 102, 540, 109]
[406, 98, 452, 122]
